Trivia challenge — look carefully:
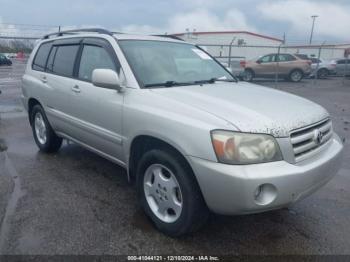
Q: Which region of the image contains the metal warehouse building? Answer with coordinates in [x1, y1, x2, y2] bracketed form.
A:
[172, 31, 350, 62]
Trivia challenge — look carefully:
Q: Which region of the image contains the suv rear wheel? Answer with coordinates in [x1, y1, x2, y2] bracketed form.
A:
[31, 105, 62, 153]
[289, 69, 303, 82]
[136, 149, 209, 236]
[243, 69, 254, 82]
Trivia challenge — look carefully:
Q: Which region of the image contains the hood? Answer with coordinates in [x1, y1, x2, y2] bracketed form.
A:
[151, 82, 329, 137]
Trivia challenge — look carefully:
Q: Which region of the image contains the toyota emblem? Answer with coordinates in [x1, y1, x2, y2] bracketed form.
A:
[313, 129, 323, 144]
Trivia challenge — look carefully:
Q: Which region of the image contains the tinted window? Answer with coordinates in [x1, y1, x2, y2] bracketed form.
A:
[78, 45, 116, 81]
[46, 46, 57, 73]
[337, 59, 350, 64]
[277, 54, 296, 62]
[32, 42, 51, 71]
[52, 45, 79, 77]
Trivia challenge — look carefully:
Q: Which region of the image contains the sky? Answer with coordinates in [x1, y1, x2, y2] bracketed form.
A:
[0, 0, 349, 44]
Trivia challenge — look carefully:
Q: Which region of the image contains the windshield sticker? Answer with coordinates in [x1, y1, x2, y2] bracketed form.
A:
[192, 49, 212, 60]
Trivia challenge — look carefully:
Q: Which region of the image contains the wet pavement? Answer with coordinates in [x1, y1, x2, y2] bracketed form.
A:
[0, 61, 349, 255]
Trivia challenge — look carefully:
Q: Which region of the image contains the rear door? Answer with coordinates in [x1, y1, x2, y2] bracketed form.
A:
[336, 59, 350, 75]
[43, 39, 81, 133]
[276, 54, 297, 75]
[66, 38, 124, 161]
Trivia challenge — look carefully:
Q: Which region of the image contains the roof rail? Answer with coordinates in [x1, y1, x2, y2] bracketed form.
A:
[42, 28, 113, 39]
[152, 35, 184, 41]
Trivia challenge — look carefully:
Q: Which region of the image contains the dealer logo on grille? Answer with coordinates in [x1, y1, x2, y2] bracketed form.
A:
[313, 129, 323, 144]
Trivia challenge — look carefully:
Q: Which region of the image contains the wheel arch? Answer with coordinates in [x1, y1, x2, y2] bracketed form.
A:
[28, 98, 42, 126]
[289, 68, 304, 75]
[128, 135, 194, 183]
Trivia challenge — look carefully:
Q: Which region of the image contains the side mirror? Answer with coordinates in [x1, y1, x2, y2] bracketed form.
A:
[256, 60, 262, 64]
[92, 69, 122, 91]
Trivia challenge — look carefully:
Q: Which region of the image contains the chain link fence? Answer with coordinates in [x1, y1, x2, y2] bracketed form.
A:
[0, 24, 349, 87]
[199, 43, 349, 87]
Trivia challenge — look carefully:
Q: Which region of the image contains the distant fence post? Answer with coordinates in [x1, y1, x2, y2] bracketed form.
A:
[228, 37, 236, 68]
[313, 41, 326, 85]
[274, 43, 282, 88]
[344, 57, 349, 86]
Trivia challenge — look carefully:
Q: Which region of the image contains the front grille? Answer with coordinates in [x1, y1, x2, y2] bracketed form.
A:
[290, 118, 333, 162]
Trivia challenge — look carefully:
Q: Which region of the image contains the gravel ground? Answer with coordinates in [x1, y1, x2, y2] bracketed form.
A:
[0, 60, 349, 256]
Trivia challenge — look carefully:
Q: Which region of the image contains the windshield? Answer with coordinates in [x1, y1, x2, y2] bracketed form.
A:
[118, 40, 235, 88]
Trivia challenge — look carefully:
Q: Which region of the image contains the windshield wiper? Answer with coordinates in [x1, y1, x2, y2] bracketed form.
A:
[144, 81, 195, 88]
[194, 78, 237, 85]
[212, 78, 237, 83]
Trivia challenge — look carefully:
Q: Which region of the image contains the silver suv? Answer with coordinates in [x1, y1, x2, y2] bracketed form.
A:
[22, 29, 344, 236]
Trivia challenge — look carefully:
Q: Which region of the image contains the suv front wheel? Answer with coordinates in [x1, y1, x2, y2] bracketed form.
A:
[31, 105, 62, 153]
[136, 149, 209, 236]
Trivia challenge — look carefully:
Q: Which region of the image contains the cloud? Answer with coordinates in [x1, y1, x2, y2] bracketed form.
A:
[258, 0, 350, 41]
[120, 8, 256, 34]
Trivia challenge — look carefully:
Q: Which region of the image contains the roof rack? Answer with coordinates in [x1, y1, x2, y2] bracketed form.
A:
[42, 28, 114, 39]
[152, 35, 184, 41]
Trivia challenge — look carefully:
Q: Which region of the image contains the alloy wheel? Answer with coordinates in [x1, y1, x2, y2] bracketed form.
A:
[143, 164, 183, 223]
[34, 112, 47, 145]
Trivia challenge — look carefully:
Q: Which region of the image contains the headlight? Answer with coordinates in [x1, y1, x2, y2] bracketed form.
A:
[211, 130, 283, 164]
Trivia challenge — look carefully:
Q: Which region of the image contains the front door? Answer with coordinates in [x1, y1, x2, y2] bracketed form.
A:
[66, 38, 124, 161]
[255, 54, 276, 76]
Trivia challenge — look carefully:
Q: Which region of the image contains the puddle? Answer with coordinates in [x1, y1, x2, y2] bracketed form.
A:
[0, 153, 26, 252]
[0, 105, 23, 114]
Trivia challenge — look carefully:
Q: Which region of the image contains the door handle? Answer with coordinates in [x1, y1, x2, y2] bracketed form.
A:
[41, 76, 47, 83]
[71, 85, 81, 93]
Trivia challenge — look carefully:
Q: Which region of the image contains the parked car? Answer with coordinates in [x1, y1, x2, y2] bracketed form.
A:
[220, 60, 245, 79]
[22, 29, 344, 236]
[243, 53, 311, 82]
[0, 53, 12, 66]
[309, 58, 337, 78]
[331, 58, 350, 76]
[294, 54, 336, 78]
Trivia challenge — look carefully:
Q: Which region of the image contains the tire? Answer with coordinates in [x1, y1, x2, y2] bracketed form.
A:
[317, 68, 329, 79]
[289, 69, 303, 82]
[30, 104, 62, 153]
[136, 149, 209, 236]
[243, 69, 254, 82]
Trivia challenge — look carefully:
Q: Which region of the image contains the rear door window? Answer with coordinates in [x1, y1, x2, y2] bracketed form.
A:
[277, 54, 296, 62]
[51, 45, 79, 77]
[32, 42, 51, 71]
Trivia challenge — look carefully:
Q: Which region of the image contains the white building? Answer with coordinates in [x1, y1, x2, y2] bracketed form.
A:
[172, 31, 349, 61]
[172, 31, 283, 62]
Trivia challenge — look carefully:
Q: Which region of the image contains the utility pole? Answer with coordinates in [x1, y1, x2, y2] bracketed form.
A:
[309, 15, 318, 45]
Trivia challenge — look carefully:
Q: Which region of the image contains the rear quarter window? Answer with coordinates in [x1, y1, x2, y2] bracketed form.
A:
[32, 42, 51, 71]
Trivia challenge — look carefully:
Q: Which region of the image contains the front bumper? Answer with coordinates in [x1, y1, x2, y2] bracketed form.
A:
[188, 134, 344, 215]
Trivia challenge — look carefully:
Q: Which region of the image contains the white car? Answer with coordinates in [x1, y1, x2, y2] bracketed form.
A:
[309, 58, 337, 78]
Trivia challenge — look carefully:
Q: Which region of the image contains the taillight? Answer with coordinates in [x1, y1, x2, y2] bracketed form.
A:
[240, 60, 246, 68]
